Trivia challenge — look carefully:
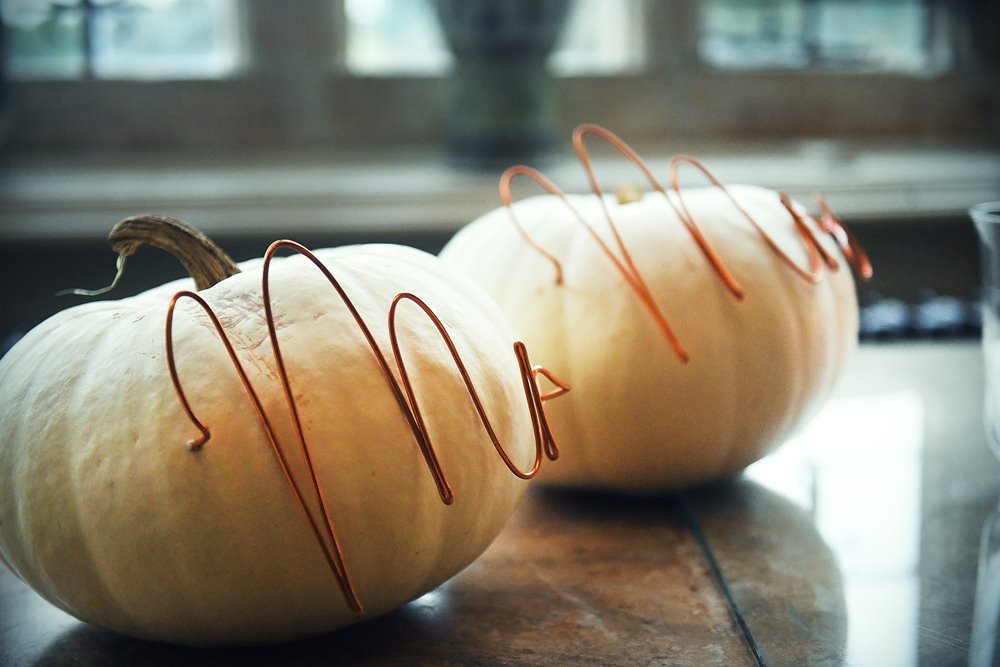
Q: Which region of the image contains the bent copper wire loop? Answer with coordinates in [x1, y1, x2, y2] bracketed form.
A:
[165, 240, 568, 617]
[500, 122, 874, 361]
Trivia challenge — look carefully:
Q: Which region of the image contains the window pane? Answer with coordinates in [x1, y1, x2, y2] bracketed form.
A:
[2, 0, 240, 80]
[699, 0, 931, 73]
[812, 2, 929, 71]
[3, 1, 87, 78]
[344, 0, 450, 75]
[550, 0, 644, 75]
[344, 0, 643, 76]
[700, 0, 809, 70]
[90, 0, 240, 79]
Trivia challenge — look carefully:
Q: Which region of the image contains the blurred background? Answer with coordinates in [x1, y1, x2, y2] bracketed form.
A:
[0, 0, 998, 345]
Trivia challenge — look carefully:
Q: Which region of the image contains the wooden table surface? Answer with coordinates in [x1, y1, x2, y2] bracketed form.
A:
[2, 341, 997, 666]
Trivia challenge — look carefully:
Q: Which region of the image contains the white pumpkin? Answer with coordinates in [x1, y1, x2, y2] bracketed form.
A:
[0, 216, 561, 646]
[440, 125, 870, 492]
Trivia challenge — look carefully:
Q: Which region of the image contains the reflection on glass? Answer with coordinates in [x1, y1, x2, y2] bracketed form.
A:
[971, 501, 1000, 667]
[746, 391, 924, 667]
[973, 201, 1000, 460]
[971, 202, 1000, 667]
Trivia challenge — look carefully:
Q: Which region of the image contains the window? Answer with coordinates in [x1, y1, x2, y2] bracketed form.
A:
[344, 0, 644, 76]
[3, 0, 644, 80]
[2, 0, 240, 80]
[699, 0, 935, 73]
[342, 0, 936, 78]
[0, 0, 993, 152]
[550, 0, 644, 75]
[344, 0, 450, 75]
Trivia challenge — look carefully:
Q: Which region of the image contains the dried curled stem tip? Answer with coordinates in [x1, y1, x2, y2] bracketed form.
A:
[56, 253, 129, 297]
[109, 214, 241, 291]
[58, 215, 242, 297]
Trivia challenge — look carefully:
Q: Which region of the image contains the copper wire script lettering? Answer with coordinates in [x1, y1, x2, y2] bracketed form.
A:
[165, 240, 567, 616]
[500, 123, 873, 361]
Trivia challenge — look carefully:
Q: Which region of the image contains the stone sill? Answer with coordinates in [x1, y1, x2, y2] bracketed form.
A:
[1, 140, 998, 244]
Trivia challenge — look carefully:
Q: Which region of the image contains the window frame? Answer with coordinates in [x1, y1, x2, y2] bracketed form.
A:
[0, 0, 995, 153]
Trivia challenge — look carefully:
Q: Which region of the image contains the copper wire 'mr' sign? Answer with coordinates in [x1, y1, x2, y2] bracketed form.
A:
[164, 240, 568, 616]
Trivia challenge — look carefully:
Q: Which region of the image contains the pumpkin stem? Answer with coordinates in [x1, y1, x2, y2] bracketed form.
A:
[109, 214, 241, 291]
[615, 184, 644, 205]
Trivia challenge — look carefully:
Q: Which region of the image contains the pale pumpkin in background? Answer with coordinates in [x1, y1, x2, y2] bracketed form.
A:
[441, 131, 869, 492]
[0, 216, 559, 646]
